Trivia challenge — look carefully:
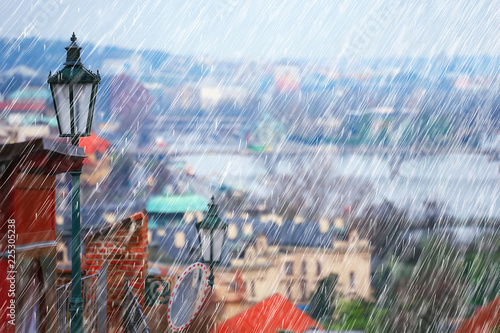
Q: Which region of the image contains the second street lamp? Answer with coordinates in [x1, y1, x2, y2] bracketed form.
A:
[196, 196, 228, 289]
[48, 33, 101, 333]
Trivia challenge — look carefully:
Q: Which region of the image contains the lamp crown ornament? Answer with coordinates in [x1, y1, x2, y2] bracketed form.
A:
[65, 32, 82, 66]
[196, 196, 226, 230]
[207, 196, 219, 217]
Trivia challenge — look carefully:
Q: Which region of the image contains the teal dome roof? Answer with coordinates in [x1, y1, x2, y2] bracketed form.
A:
[146, 194, 208, 214]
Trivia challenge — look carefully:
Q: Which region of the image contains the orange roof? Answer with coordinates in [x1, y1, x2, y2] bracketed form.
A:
[455, 295, 500, 333]
[79, 133, 110, 164]
[215, 294, 321, 333]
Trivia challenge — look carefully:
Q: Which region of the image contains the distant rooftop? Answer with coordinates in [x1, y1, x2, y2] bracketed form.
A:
[146, 193, 208, 214]
[148, 217, 348, 265]
[0, 101, 46, 113]
[7, 87, 51, 102]
[7, 114, 57, 127]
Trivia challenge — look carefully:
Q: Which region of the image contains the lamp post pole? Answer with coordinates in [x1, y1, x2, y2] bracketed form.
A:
[209, 225, 214, 289]
[208, 260, 215, 289]
[70, 161, 84, 333]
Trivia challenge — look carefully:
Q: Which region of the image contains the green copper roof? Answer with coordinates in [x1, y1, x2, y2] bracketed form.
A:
[7, 88, 51, 101]
[18, 115, 58, 127]
[146, 194, 208, 214]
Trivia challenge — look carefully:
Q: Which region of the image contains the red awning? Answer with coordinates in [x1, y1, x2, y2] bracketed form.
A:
[215, 294, 321, 333]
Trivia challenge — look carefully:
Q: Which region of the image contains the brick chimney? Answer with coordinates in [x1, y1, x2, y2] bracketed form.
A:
[85, 211, 149, 332]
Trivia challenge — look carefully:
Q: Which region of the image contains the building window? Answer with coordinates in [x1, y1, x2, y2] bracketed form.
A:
[251, 280, 256, 297]
[301, 281, 307, 301]
[301, 261, 307, 276]
[231, 250, 238, 259]
[316, 261, 322, 277]
[229, 282, 238, 292]
[238, 249, 245, 259]
[285, 261, 294, 276]
[287, 283, 293, 300]
[350, 272, 355, 289]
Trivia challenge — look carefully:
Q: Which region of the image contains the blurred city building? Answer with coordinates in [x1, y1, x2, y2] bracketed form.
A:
[144, 191, 372, 321]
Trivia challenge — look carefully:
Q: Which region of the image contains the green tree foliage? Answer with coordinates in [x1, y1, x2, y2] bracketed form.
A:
[368, 231, 500, 332]
[331, 299, 379, 331]
[464, 234, 500, 309]
[370, 237, 470, 333]
[307, 273, 338, 322]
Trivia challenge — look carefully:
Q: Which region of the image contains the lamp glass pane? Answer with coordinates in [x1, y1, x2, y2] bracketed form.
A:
[73, 84, 93, 135]
[199, 229, 212, 262]
[53, 84, 71, 135]
[212, 229, 225, 262]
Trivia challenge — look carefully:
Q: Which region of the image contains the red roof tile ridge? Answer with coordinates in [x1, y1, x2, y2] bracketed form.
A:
[455, 294, 500, 333]
[215, 293, 322, 333]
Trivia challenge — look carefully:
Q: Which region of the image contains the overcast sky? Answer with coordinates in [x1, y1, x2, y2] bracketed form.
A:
[1, 0, 500, 60]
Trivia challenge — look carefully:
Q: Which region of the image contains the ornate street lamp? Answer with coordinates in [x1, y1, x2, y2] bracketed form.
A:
[196, 196, 228, 289]
[48, 33, 100, 333]
[48, 33, 101, 146]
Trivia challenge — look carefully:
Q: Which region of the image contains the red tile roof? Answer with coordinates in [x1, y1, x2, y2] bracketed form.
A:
[79, 132, 110, 165]
[0, 101, 46, 112]
[455, 295, 500, 333]
[215, 294, 321, 333]
[79, 132, 110, 155]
